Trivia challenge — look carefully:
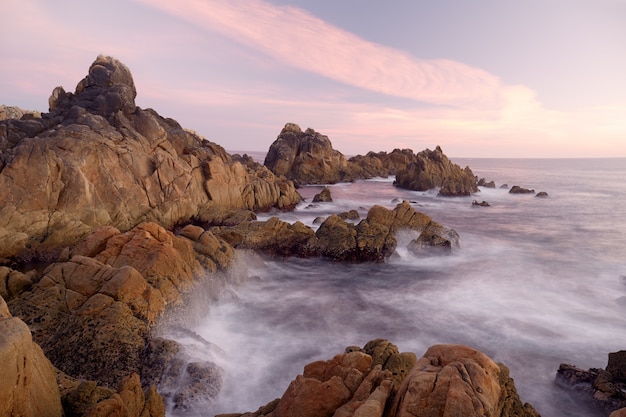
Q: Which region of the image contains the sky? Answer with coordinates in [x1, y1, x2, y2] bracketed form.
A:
[2, 0, 625, 158]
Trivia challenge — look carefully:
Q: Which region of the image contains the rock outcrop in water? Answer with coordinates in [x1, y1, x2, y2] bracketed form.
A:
[393, 146, 478, 196]
[210, 201, 459, 262]
[0, 55, 300, 262]
[263, 124, 478, 196]
[218, 339, 540, 417]
[557, 351, 626, 416]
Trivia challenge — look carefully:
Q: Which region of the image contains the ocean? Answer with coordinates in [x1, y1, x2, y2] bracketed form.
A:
[171, 156, 626, 417]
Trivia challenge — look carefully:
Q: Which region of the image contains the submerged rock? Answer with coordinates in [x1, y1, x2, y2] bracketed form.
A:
[218, 340, 540, 417]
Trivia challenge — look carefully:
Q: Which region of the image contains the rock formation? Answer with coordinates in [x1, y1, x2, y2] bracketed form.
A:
[393, 146, 478, 196]
[217, 340, 540, 417]
[313, 186, 333, 202]
[211, 201, 459, 262]
[557, 351, 626, 415]
[0, 55, 300, 262]
[0, 296, 63, 417]
[263, 125, 479, 198]
[264, 123, 357, 184]
[509, 185, 535, 194]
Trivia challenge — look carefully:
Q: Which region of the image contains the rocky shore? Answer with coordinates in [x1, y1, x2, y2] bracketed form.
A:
[0, 55, 616, 416]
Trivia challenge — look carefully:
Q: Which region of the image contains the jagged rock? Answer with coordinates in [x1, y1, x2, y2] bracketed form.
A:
[317, 201, 459, 262]
[6, 222, 228, 388]
[509, 185, 535, 194]
[338, 210, 360, 221]
[313, 186, 333, 202]
[0, 104, 41, 120]
[349, 149, 416, 178]
[0, 296, 63, 417]
[393, 146, 478, 196]
[218, 341, 539, 417]
[0, 55, 300, 261]
[264, 123, 357, 184]
[478, 178, 496, 188]
[556, 352, 626, 415]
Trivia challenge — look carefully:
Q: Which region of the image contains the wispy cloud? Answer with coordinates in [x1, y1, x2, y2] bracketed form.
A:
[135, 0, 505, 108]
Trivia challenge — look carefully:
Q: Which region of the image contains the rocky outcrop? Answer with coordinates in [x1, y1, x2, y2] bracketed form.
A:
[7, 221, 233, 400]
[217, 340, 539, 417]
[509, 185, 535, 194]
[0, 55, 300, 261]
[211, 201, 458, 262]
[348, 149, 417, 178]
[0, 104, 41, 121]
[556, 351, 626, 415]
[263, 126, 478, 198]
[393, 146, 478, 196]
[0, 296, 63, 417]
[313, 186, 333, 202]
[478, 178, 496, 188]
[264, 123, 357, 184]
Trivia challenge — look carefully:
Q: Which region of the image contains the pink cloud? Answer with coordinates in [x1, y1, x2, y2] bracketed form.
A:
[134, 0, 504, 109]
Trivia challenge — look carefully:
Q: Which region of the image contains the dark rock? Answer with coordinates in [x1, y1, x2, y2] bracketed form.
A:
[393, 146, 478, 196]
[472, 200, 491, 207]
[500, 183, 509, 189]
[478, 178, 496, 188]
[509, 185, 536, 194]
[349, 148, 417, 178]
[312, 186, 333, 202]
[536, 191, 549, 198]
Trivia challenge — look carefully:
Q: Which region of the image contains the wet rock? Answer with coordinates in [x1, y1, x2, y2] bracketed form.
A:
[478, 178, 496, 188]
[472, 199, 491, 207]
[338, 210, 360, 221]
[221, 340, 539, 417]
[536, 191, 549, 198]
[509, 185, 536, 194]
[393, 146, 478, 196]
[313, 186, 333, 202]
[556, 352, 626, 415]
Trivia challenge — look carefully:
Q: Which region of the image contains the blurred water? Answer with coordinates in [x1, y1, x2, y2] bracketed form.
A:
[178, 158, 626, 417]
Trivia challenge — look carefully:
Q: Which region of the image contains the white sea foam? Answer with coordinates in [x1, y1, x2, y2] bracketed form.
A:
[168, 158, 626, 417]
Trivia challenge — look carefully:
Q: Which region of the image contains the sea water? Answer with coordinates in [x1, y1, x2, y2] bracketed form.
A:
[175, 157, 626, 417]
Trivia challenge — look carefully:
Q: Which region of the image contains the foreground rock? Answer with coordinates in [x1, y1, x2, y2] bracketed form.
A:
[557, 350, 626, 415]
[0, 55, 300, 261]
[0, 296, 63, 417]
[218, 340, 539, 417]
[3, 221, 234, 416]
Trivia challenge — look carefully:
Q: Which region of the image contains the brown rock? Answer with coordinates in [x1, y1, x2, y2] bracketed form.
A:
[393, 146, 478, 196]
[0, 56, 300, 261]
[264, 123, 357, 185]
[0, 296, 63, 417]
[313, 186, 333, 202]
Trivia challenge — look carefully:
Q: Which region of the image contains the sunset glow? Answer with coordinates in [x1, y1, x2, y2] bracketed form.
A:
[2, 0, 624, 157]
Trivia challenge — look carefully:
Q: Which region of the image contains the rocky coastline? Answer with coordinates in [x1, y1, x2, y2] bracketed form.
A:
[0, 56, 618, 416]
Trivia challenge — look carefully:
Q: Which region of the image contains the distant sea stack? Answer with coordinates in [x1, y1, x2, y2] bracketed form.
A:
[264, 123, 478, 196]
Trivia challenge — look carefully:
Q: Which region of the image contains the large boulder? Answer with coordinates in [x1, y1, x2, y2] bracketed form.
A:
[264, 123, 357, 184]
[217, 340, 539, 417]
[349, 149, 417, 178]
[0, 296, 63, 417]
[0, 55, 300, 261]
[393, 146, 478, 196]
